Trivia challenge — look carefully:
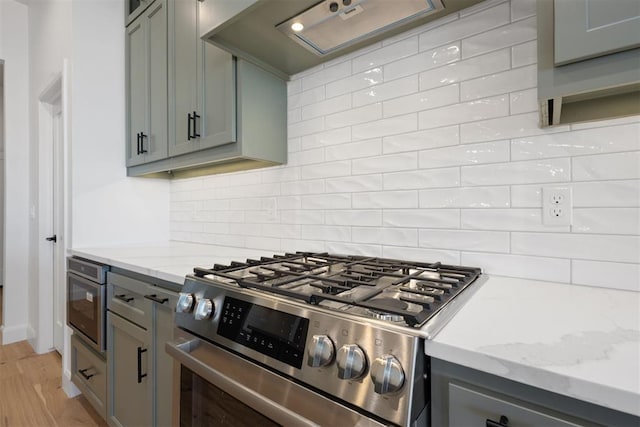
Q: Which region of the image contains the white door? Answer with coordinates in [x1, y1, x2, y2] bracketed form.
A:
[51, 100, 64, 354]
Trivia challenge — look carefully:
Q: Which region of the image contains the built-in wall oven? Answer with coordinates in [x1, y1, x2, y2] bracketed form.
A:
[168, 252, 484, 426]
[67, 257, 109, 353]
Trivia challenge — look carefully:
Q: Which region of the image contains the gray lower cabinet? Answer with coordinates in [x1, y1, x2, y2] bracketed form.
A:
[126, 0, 168, 167]
[107, 270, 177, 427]
[431, 358, 640, 427]
[71, 335, 107, 421]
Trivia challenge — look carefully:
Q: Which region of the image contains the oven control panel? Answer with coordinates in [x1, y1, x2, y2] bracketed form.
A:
[217, 297, 309, 369]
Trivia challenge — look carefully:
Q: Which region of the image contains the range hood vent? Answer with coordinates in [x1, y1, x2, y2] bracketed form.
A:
[276, 0, 444, 56]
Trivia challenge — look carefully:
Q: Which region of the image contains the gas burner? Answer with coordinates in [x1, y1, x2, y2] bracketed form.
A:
[367, 298, 408, 322]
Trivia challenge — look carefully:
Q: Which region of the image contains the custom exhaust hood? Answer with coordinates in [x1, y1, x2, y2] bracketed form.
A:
[202, 0, 484, 78]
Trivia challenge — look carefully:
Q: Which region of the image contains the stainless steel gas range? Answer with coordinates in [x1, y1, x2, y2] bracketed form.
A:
[166, 252, 484, 426]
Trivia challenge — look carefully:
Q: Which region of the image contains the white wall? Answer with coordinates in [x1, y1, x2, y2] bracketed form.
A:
[0, 0, 30, 343]
[70, 0, 170, 248]
[170, 0, 640, 292]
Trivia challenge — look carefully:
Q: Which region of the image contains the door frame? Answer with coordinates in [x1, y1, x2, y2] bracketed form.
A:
[36, 60, 70, 355]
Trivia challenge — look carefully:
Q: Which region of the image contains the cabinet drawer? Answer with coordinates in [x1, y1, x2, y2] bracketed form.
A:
[449, 383, 592, 427]
[71, 335, 107, 420]
[107, 272, 151, 329]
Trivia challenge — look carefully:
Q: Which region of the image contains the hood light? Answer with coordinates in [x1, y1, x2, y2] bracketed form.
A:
[291, 22, 304, 32]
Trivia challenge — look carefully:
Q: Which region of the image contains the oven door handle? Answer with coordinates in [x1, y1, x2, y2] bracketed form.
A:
[166, 338, 320, 427]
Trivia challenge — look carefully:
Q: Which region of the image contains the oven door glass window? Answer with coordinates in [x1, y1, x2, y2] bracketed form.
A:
[68, 273, 100, 345]
[180, 366, 280, 427]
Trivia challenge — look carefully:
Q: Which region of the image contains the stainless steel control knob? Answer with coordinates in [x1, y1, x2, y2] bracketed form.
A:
[194, 298, 214, 320]
[370, 355, 405, 394]
[336, 344, 367, 380]
[307, 335, 335, 367]
[176, 293, 195, 313]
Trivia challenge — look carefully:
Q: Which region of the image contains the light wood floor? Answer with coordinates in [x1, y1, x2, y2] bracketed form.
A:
[0, 337, 107, 426]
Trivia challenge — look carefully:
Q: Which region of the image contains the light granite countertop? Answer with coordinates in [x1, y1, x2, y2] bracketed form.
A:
[70, 243, 640, 417]
[425, 275, 640, 417]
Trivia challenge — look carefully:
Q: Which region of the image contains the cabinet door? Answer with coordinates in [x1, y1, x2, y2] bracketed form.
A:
[170, 0, 199, 157]
[198, 41, 236, 150]
[108, 312, 152, 427]
[144, 0, 168, 163]
[126, 19, 146, 167]
[555, 0, 640, 65]
[148, 286, 178, 427]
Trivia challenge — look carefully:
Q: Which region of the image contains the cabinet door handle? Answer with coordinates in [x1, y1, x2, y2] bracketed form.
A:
[137, 346, 148, 383]
[486, 415, 509, 427]
[115, 294, 134, 303]
[144, 294, 169, 304]
[192, 111, 201, 138]
[187, 112, 192, 141]
[139, 132, 148, 153]
[136, 132, 141, 155]
[78, 368, 95, 380]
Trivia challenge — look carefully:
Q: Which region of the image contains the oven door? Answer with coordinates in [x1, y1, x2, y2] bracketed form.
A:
[67, 272, 105, 352]
[166, 329, 386, 427]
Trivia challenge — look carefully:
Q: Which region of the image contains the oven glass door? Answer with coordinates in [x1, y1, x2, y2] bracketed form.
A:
[67, 272, 104, 349]
[180, 365, 279, 427]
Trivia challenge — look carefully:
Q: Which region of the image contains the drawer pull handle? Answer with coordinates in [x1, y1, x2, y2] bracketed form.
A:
[115, 294, 134, 303]
[137, 346, 148, 383]
[144, 294, 169, 304]
[486, 416, 509, 427]
[79, 368, 94, 380]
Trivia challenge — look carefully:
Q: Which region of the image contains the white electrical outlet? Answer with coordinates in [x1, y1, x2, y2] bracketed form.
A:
[543, 186, 573, 226]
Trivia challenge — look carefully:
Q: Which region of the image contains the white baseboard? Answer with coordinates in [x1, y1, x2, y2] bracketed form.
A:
[0, 323, 28, 344]
[62, 372, 81, 398]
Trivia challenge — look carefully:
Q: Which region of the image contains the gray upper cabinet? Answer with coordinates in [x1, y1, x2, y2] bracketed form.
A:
[125, 0, 154, 26]
[554, 0, 640, 65]
[169, 0, 236, 158]
[126, 0, 168, 167]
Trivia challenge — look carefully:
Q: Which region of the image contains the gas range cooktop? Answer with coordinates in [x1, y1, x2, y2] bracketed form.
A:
[192, 252, 482, 329]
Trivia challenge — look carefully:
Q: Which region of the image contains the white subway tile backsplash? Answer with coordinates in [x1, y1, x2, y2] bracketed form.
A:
[461, 65, 536, 100]
[383, 209, 460, 228]
[353, 190, 419, 209]
[383, 125, 460, 154]
[510, 88, 538, 114]
[572, 260, 640, 292]
[325, 210, 383, 226]
[353, 227, 419, 247]
[325, 139, 382, 161]
[383, 246, 461, 265]
[326, 68, 384, 99]
[352, 37, 419, 73]
[462, 208, 569, 232]
[462, 16, 536, 58]
[326, 175, 383, 193]
[384, 85, 460, 118]
[420, 186, 510, 208]
[352, 152, 418, 175]
[512, 233, 640, 263]
[301, 161, 351, 179]
[353, 75, 419, 107]
[301, 94, 351, 120]
[419, 2, 510, 51]
[462, 158, 570, 185]
[420, 229, 509, 252]
[572, 208, 640, 235]
[511, 123, 640, 160]
[384, 43, 461, 81]
[511, 40, 537, 67]
[171, 3, 640, 290]
[384, 167, 460, 190]
[572, 152, 640, 181]
[353, 114, 418, 140]
[461, 112, 569, 143]
[419, 95, 509, 129]
[326, 103, 382, 129]
[419, 140, 509, 169]
[461, 252, 571, 282]
[419, 48, 511, 91]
